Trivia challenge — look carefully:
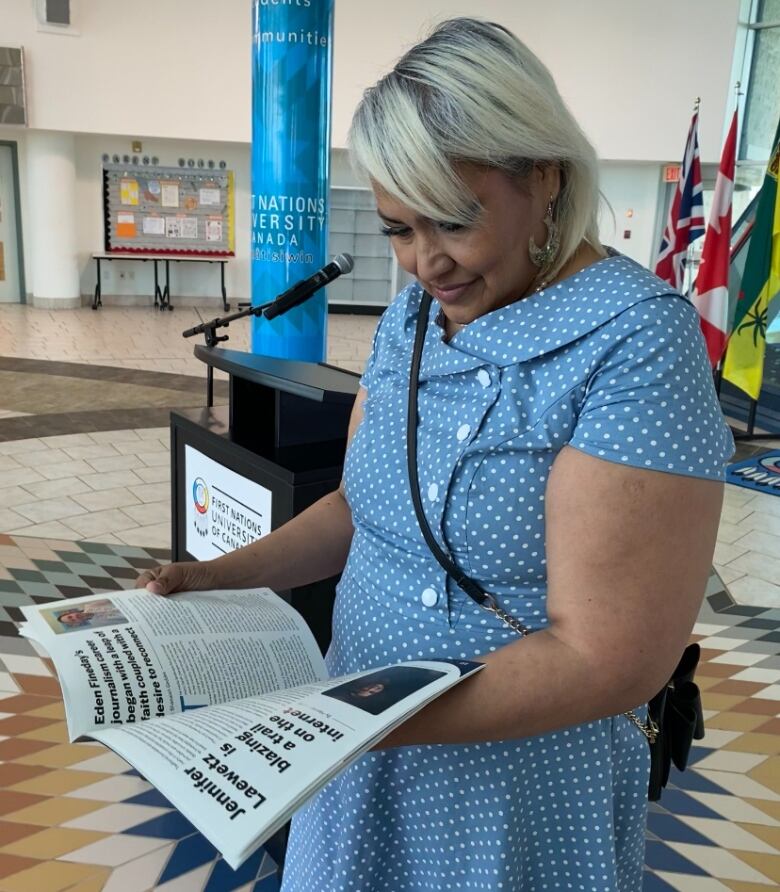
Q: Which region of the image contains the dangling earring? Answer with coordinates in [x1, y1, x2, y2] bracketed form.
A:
[528, 197, 559, 269]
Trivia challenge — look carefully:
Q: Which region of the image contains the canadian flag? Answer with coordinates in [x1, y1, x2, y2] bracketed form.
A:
[691, 111, 738, 366]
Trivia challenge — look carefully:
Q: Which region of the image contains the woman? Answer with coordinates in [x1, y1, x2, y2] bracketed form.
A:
[138, 18, 733, 891]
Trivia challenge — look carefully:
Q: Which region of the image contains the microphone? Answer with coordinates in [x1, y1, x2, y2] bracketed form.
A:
[263, 253, 354, 320]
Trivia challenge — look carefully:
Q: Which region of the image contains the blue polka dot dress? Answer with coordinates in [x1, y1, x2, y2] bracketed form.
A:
[280, 254, 734, 891]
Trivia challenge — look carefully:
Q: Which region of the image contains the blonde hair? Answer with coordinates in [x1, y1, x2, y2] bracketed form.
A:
[348, 17, 605, 281]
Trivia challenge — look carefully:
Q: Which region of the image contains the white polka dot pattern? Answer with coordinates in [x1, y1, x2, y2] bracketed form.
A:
[280, 254, 734, 892]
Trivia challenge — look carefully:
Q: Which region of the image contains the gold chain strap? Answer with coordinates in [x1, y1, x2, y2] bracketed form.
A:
[482, 599, 659, 744]
[624, 708, 659, 743]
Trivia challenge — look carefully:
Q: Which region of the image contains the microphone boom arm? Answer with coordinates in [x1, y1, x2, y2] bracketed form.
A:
[181, 253, 354, 347]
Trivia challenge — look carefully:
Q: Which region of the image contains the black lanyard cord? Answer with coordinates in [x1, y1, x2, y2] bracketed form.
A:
[406, 290, 499, 609]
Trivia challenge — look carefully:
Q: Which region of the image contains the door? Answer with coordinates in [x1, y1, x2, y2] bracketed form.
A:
[0, 143, 22, 302]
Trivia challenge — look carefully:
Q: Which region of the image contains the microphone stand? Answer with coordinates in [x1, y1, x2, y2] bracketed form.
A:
[183, 249, 354, 405]
[182, 300, 274, 407]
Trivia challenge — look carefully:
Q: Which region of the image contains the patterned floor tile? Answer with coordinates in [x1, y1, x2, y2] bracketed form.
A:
[6, 770, 109, 799]
[693, 751, 770, 774]
[64, 776, 154, 803]
[0, 859, 106, 891]
[60, 833, 172, 867]
[655, 873, 734, 890]
[665, 844, 775, 883]
[155, 833, 219, 886]
[0, 825, 40, 849]
[0, 826, 107, 860]
[1, 797, 105, 829]
[728, 852, 780, 884]
[722, 881, 780, 892]
[62, 869, 113, 892]
[685, 794, 779, 827]
[68, 753, 131, 774]
[724, 733, 780, 755]
[62, 803, 172, 834]
[155, 862, 216, 892]
[100, 843, 175, 892]
[645, 841, 709, 875]
[676, 817, 776, 853]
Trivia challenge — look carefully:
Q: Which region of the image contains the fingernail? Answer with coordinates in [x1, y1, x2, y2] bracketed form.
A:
[146, 582, 162, 594]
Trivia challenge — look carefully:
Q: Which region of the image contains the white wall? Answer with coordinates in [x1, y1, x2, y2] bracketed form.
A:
[1, 0, 739, 162]
[332, 0, 741, 164]
[598, 163, 666, 268]
[0, 0, 251, 143]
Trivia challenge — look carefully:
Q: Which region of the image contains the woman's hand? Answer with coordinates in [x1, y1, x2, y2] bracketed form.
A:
[134, 561, 218, 596]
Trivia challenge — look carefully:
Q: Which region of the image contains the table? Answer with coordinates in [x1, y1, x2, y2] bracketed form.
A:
[92, 254, 231, 312]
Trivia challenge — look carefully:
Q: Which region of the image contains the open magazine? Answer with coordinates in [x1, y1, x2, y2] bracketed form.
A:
[19, 588, 482, 870]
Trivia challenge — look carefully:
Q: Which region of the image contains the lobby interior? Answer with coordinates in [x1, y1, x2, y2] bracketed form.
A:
[0, 2, 779, 891]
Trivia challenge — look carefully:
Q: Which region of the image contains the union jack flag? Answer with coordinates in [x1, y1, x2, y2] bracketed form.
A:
[654, 110, 705, 290]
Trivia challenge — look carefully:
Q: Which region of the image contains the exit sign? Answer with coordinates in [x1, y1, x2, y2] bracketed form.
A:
[663, 164, 681, 183]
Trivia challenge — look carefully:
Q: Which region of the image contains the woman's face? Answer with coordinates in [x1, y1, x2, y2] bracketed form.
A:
[373, 163, 558, 331]
[355, 682, 385, 697]
[59, 611, 88, 626]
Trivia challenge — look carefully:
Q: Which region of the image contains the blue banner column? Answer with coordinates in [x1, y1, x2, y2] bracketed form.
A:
[251, 0, 334, 360]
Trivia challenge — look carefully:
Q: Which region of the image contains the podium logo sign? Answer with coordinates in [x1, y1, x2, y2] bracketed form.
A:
[191, 477, 211, 544]
[185, 446, 273, 561]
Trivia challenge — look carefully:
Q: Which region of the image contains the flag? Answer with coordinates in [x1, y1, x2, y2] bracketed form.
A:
[691, 110, 738, 365]
[722, 116, 780, 400]
[655, 111, 706, 290]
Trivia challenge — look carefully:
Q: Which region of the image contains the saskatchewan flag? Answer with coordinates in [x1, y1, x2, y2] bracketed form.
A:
[722, 117, 780, 400]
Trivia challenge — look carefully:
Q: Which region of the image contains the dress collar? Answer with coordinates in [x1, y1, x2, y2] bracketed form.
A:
[405, 254, 678, 377]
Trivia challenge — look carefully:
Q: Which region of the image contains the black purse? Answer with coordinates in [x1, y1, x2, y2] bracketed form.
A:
[646, 643, 705, 800]
[406, 290, 704, 801]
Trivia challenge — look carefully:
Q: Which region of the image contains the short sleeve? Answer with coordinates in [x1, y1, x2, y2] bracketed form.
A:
[358, 312, 385, 391]
[570, 295, 735, 480]
[358, 282, 418, 391]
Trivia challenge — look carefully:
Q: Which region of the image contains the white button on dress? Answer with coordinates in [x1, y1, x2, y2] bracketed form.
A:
[456, 424, 471, 441]
[427, 483, 439, 501]
[420, 588, 438, 607]
[477, 369, 491, 387]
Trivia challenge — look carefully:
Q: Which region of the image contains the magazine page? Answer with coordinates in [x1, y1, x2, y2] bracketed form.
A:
[19, 588, 327, 741]
[90, 659, 483, 870]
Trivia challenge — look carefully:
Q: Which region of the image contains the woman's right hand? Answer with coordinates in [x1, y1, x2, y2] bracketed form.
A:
[134, 561, 217, 596]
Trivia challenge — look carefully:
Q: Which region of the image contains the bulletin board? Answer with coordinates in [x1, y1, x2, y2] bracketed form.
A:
[102, 163, 235, 256]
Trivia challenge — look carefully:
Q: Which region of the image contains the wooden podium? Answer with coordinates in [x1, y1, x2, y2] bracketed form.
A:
[170, 346, 360, 652]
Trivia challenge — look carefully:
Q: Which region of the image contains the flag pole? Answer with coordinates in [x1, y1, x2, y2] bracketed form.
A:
[713, 83, 742, 401]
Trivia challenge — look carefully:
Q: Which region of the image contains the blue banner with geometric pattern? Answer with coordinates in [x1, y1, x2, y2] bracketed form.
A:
[250, 0, 334, 361]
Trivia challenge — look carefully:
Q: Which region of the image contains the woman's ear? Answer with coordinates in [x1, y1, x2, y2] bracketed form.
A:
[532, 163, 561, 204]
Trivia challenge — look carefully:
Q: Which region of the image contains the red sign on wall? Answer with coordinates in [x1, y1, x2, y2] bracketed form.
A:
[663, 164, 681, 183]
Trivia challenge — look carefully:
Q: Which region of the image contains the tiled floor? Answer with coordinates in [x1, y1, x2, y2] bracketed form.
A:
[0, 304, 377, 378]
[0, 303, 778, 890]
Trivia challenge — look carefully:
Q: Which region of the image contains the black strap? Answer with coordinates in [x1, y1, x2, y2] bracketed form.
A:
[406, 291, 494, 608]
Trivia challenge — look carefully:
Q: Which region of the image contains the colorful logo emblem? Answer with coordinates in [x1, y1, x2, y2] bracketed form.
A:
[758, 454, 780, 475]
[192, 477, 210, 515]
